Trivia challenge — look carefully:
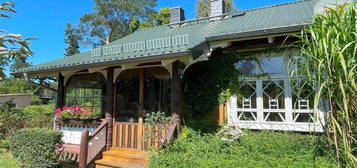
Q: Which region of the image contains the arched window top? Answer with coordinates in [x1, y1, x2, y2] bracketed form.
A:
[67, 73, 105, 89]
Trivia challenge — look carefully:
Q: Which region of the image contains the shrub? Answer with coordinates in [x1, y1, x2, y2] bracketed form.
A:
[149, 129, 337, 168]
[24, 104, 55, 128]
[10, 128, 62, 168]
[23, 104, 54, 117]
[0, 101, 27, 139]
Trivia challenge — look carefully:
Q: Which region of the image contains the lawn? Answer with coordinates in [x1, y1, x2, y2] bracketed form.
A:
[149, 128, 338, 168]
[0, 150, 18, 168]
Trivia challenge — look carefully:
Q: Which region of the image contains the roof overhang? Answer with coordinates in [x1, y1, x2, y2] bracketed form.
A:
[13, 50, 191, 77]
[206, 23, 311, 42]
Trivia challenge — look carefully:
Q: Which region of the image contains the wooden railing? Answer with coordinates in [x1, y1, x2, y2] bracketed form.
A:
[112, 120, 178, 150]
[79, 120, 108, 168]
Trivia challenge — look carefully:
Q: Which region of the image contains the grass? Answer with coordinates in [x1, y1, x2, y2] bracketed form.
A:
[0, 149, 18, 168]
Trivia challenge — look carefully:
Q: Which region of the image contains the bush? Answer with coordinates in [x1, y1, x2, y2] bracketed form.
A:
[149, 129, 337, 168]
[0, 101, 27, 139]
[10, 128, 62, 168]
[24, 104, 54, 128]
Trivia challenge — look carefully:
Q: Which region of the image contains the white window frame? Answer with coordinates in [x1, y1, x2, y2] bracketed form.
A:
[228, 53, 325, 132]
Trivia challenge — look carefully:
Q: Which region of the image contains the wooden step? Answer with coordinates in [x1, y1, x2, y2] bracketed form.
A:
[95, 148, 147, 168]
[95, 159, 144, 168]
[102, 151, 147, 164]
[110, 148, 146, 155]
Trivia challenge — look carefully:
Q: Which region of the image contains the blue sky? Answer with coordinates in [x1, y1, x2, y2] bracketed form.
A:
[2, 0, 296, 68]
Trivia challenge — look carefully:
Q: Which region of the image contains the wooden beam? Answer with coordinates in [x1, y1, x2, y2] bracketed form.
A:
[55, 73, 64, 130]
[105, 68, 114, 150]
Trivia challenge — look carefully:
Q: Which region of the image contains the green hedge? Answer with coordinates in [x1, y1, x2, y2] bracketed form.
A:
[23, 104, 55, 128]
[10, 128, 62, 168]
[149, 128, 337, 168]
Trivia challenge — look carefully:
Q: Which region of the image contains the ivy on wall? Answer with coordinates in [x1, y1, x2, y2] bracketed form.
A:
[182, 47, 290, 130]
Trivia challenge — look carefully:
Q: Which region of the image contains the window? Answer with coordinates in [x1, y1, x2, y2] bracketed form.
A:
[66, 73, 105, 110]
[230, 54, 324, 132]
[235, 60, 257, 75]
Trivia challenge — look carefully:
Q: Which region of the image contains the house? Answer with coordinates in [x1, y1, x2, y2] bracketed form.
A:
[14, 0, 351, 167]
[0, 93, 32, 108]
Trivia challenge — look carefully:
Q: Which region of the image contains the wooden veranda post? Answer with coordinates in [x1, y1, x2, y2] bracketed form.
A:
[137, 69, 144, 150]
[79, 129, 89, 168]
[105, 68, 114, 150]
[55, 73, 64, 130]
[171, 61, 181, 129]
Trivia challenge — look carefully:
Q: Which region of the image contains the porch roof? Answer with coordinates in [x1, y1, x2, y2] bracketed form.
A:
[15, 0, 316, 75]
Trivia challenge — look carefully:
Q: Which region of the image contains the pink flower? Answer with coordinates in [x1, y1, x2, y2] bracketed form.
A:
[55, 108, 62, 117]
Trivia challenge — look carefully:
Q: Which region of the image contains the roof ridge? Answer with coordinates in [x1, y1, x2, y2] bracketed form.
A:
[133, 0, 313, 33]
[243, 0, 312, 13]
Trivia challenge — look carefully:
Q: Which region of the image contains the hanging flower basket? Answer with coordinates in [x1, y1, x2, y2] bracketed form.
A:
[55, 105, 102, 122]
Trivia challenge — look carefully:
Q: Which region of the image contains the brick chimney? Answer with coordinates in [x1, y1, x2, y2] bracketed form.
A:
[210, 0, 225, 17]
[170, 7, 185, 24]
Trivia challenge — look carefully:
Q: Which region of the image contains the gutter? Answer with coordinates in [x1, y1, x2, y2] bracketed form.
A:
[206, 23, 311, 42]
[13, 50, 190, 76]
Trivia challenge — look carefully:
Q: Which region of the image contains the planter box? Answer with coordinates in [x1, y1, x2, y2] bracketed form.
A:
[58, 119, 103, 145]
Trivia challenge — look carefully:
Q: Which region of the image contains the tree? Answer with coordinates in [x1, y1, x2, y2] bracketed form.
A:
[77, 0, 157, 47]
[137, 8, 170, 30]
[64, 23, 82, 57]
[0, 1, 33, 78]
[196, 0, 235, 18]
[9, 56, 31, 73]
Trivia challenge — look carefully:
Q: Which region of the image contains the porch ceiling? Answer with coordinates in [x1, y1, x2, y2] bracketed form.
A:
[14, 0, 316, 76]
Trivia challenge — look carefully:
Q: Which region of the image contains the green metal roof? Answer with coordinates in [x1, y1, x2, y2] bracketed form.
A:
[17, 0, 316, 75]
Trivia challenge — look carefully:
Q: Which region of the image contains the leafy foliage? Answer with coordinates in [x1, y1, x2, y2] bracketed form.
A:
[182, 49, 267, 131]
[196, 0, 235, 18]
[56, 105, 101, 120]
[75, 0, 157, 47]
[23, 104, 54, 128]
[10, 128, 62, 168]
[0, 101, 26, 140]
[149, 129, 337, 168]
[0, 1, 34, 78]
[144, 111, 173, 125]
[0, 78, 38, 94]
[64, 23, 82, 57]
[292, 3, 357, 167]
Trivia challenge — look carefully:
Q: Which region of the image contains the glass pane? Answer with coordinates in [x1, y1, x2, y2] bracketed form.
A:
[65, 73, 105, 111]
[291, 80, 314, 110]
[293, 113, 315, 123]
[144, 67, 171, 115]
[237, 81, 256, 109]
[264, 112, 285, 122]
[116, 69, 140, 122]
[234, 60, 257, 75]
[238, 111, 257, 121]
[263, 80, 285, 109]
[260, 57, 285, 74]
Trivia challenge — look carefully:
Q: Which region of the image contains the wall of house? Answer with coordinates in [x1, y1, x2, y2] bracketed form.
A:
[0, 94, 32, 108]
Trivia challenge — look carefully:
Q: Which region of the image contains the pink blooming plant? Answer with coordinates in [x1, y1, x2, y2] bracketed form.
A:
[55, 105, 101, 120]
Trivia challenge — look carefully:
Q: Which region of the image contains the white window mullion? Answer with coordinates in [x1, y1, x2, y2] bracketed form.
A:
[256, 80, 264, 122]
[285, 78, 293, 124]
